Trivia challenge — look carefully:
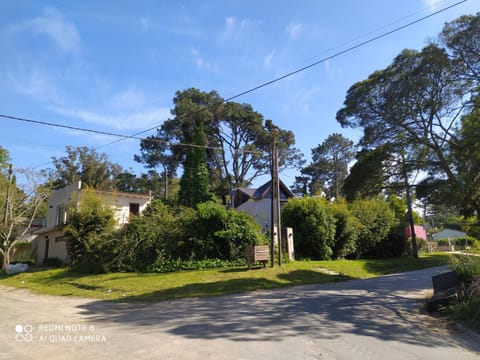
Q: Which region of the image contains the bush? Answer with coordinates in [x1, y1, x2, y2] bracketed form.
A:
[108, 201, 266, 272]
[109, 200, 178, 272]
[12, 241, 35, 265]
[282, 197, 336, 260]
[453, 236, 477, 247]
[437, 238, 451, 246]
[349, 198, 397, 258]
[189, 202, 266, 260]
[64, 189, 116, 273]
[449, 254, 480, 280]
[448, 254, 480, 332]
[330, 199, 359, 259]
[151, 258, 247, 273]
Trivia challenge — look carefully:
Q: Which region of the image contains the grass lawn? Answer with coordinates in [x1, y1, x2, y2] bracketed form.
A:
[0, 253, 450, 302]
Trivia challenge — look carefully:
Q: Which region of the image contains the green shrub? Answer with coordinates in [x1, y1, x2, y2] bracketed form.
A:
[448, 254, 480, 332]
[330, 199, 359, 259]
[151, 258, 247, 273]
[109, 201, 265, 272]
[437, 238, 451, 246]
[282, 197, 336, 260]
[349, 198, 397, 258]
[453, 236, 477, 247]
[12, 241, 35, 264]
[449, 254, 480, 280]
[64, 189, 116, 273]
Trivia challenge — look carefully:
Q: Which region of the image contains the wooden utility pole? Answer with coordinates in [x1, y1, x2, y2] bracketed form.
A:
[3, 164, 13, 228]
[401, 152, 418, 258]
[270, 136, 276, 267]
[275, 145, 282, 266]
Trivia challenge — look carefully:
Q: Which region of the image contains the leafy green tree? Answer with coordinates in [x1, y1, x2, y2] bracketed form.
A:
[190, 202, 265, 260]
[440, 13, 480, 95]
[330, 198, 359, 259]
[282, 197, 336, 260]
[50, 146, 123, 190]
[64, 189, 116, 273]
[301, 133, 355, 198]
[342, 146, 392, 201]
[178, 118, 215, 207]
[111, 199, 177, 271]
[349, 198, 396, 258]
[136, 88, 304, 202]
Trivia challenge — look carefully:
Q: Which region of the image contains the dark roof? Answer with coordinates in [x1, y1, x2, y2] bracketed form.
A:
[236, 188, 256, 198]
[232, 179, 295, 208]
[254, 180, 294, 199]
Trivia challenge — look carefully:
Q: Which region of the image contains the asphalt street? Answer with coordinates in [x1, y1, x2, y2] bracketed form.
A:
[1, 266, 479, 359]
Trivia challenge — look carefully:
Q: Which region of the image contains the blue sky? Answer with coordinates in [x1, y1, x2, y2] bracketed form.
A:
[0, 0, 477, 187]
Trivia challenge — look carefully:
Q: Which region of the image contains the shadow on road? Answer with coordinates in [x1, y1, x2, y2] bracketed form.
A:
[72, 266, 480, 352]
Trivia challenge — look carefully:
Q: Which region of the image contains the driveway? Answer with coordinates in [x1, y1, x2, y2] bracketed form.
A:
[1, 266, 479, 359]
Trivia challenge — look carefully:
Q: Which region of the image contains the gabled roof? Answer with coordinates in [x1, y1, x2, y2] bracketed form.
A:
[232, 179, 294, 208]
[432, 228, 466, 241]
[253, 180, 294, 199]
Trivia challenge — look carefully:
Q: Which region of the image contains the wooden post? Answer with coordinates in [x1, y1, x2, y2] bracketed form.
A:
[270, 136, 276, 267]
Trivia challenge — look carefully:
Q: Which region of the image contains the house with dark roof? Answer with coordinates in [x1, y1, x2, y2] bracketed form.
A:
[231, 179, 294, 229]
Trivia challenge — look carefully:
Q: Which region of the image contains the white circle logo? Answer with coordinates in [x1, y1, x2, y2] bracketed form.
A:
[15, 324, 33, 342]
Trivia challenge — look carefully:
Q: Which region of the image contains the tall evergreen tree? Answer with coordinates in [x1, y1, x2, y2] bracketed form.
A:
[178, 119, 214, 207]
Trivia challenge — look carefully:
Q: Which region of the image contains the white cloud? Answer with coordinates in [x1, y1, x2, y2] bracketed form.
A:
[285, 22, 304, 40]
[323, 59, 341, 79]
[190, 47, 218, 72]
[53, 106, 170, 131]
[7, 67, 63, 104]
[263, 49, 276, 69]
[140, 17, 151, 33]
[220, 16, 262, 41]
[109, 88, 148, 109]
[225, 17, 237, 34]
[10, 7, 81, 55]
[422, 0, 439, 10]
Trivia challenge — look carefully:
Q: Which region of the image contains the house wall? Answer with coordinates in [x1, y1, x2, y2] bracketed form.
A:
[405, 225, 427, 240]
[34, 182, 151, 265]
[236, 198, 275, 230]
[34, 229, 68, 264]
[235, 198, 289, 231]
[97, 192, 151, 226]
[46, 181, 82, 228]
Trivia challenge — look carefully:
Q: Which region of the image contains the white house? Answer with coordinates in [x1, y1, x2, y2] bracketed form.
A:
[33, 180, 151, 265]
[231, 179, 294, 230]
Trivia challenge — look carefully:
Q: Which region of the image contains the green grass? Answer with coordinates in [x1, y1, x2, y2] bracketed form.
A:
[0, 253, 450, 302]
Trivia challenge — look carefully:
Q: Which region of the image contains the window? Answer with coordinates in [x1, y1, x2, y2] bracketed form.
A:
[56, 206, 67, 225]
[129, 203, 140, 216]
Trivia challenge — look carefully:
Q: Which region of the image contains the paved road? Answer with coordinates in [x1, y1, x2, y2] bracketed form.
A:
[1, 266, 479, 359]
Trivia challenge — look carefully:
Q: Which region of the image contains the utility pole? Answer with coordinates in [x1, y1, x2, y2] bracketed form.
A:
[275, 145, 282, 266]
[269, 129, 282, 267]
[3, 164, 13, 228]
[401, 153, 418, 259]
[270, 135, 276, 267]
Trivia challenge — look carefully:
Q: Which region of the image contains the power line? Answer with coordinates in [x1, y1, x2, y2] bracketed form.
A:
[2, 0, 467, 170]
[104, 0, 467, 147]
[0, 113, 262, 156]
[224, 0, 467, 102]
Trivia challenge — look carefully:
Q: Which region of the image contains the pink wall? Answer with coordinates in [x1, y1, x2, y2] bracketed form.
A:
[405, 225, 427, 240]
